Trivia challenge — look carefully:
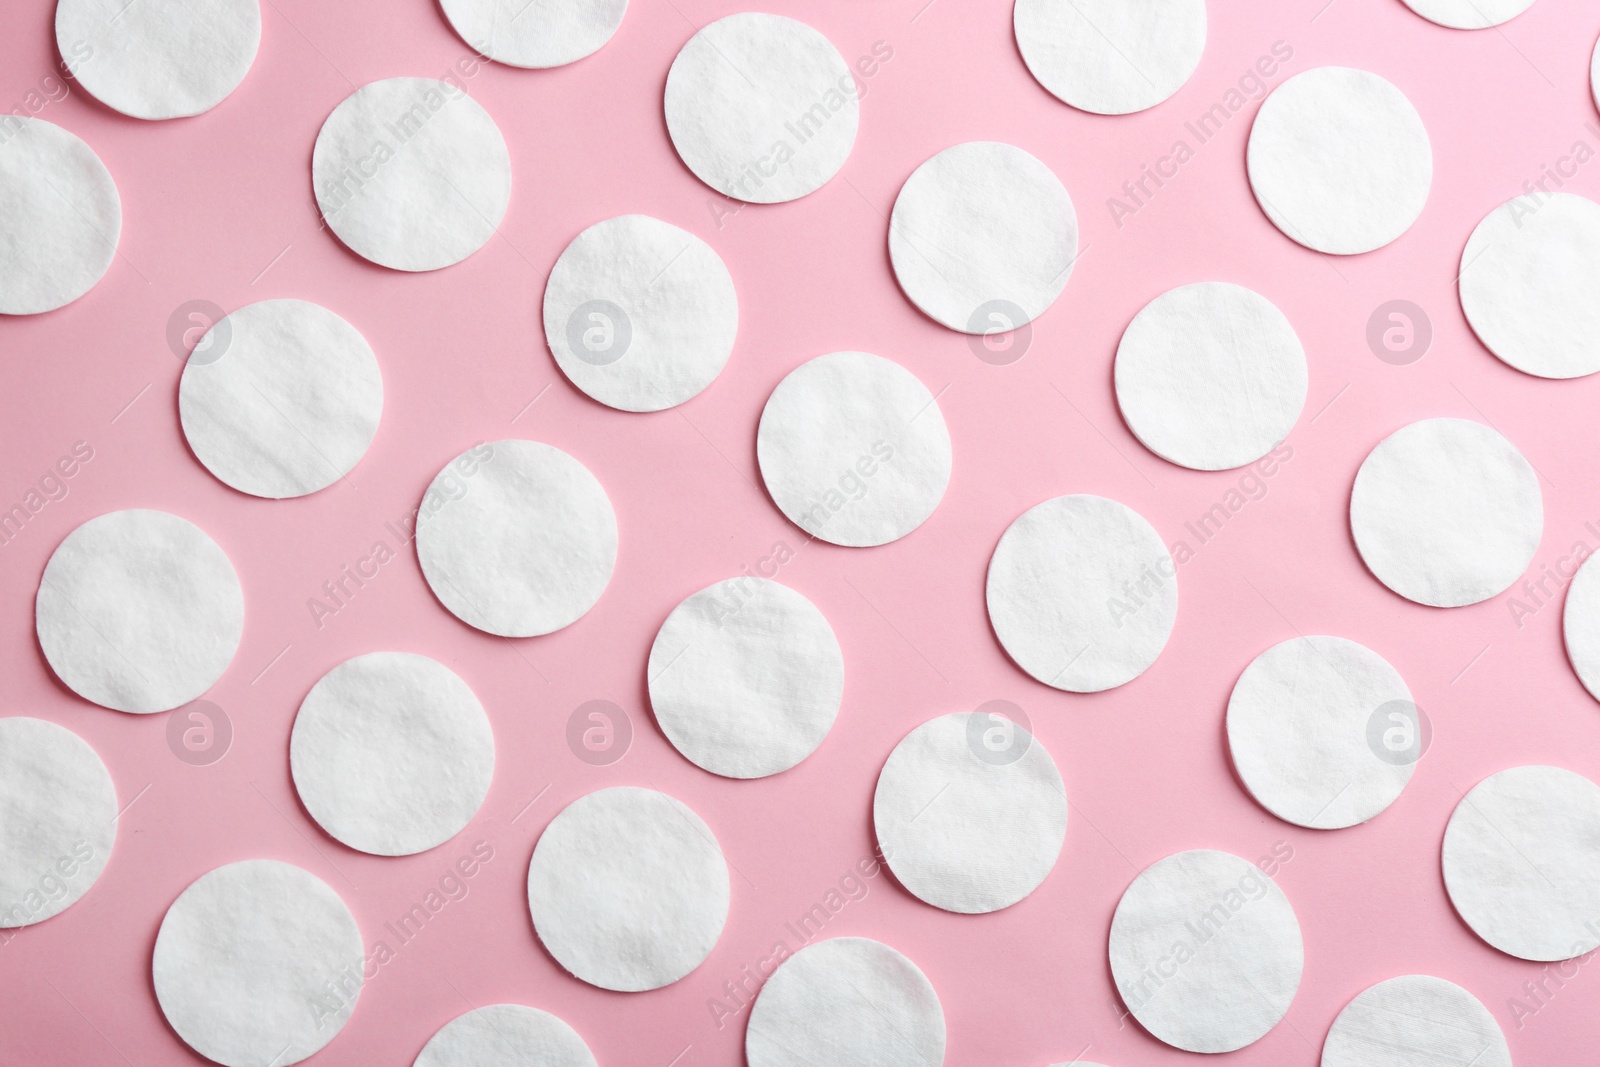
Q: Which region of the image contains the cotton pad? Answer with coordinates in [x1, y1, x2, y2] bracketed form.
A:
[57, 0, 261, 119]
[1115, 282, 1306, 470]
[1443, 765, 1600, 961]
[0, 718, 115, 928]
[542, 215, 738, 411]
[179, 299, 382, 498]
[665, 13, 857, 203]
[527, 786, 728, 991]
[414, 1004, 597, 1067]
[290, 652, 494, 856]
[313, 78, 512, 271]
[1564, 552, 1600, 702]
[37, 510, 243, 714]
[987, 494, 1176, 692]
[440, 0, 627, 68]
[1013, 0, 1206, 114]
[648, 578, 843, 778]
[1459, 193, 1600, 379]
[756, 351, 951, 547]
[1350, 418, 1541, 607]
[1247, 67, 1431, 255]
[746, 937, 944, 1067]
[1226, 637, 1415, 829]
[416, 440, 616, 637]
[1110, 849, 1303, 1053]
[153, 859, 364, 1067]
[873, 711, 1066, 913]
[1399, 0, 1535, 29]
[0, 118, 120, 315]
[1321, 975, 1510, 1067]
[889, 141, 1077, 333]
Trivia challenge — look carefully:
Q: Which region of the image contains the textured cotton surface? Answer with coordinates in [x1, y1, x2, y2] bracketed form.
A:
[1321, 975, 1510, 1067]
[440, 0, 627, 68]
[0, 117, 119, 315]
[413, 1004, 597, 1067]
[1563, 550, 1600, 702]
[1014, 0, 1206, 114]
[1399, 0, 1535, 28]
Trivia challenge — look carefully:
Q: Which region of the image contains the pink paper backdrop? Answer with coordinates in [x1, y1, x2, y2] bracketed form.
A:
[4, 0, 1600, 1063]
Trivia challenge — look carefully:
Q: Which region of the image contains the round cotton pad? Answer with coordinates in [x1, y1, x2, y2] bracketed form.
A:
[1459, 193, 1600, 379]
[1563, 552, 1600, 702]
[57, 0, 261, 119]
[746, 937, 945, 1067]
[1247, 67, 1431, 254]
[37, 510, 243, 714]
[313, 78, 511, 271]
[1350, 418, 1541, 607]
[987, 494, 1176, 692]
[1443, 765, 1600, 961]
[873, 711, 1066, 913]
[1399, 0, 1535, 29]
[0, 718, 115, 927]
[648, 578, 843, 778]
[1013, 0, 1206, 114]
[153, 859, 364, 1067]
[1226, 636, 1415, 829]
[179, 299, 383, 498]
[1115, 282, 1306, 470]
[415, 440, 617, 637]
[542, 215, 738, 411]
[527, 787, 728, 991]
[1110, 849, 1303, 1053]
[0, 117, 119, 315]
[414, 1004, 598, 1067]
[290, 652, 494, 856]
[665, 13, 856, 203]
[756, 351, 952, 547]
[889, 141, 1077, 333]
[1321, 975, 1510, 1067]
[440, 0, 627, 68]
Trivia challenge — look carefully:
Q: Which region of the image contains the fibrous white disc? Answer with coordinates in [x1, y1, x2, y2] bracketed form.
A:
[153, 860, 364, 1067]
[889, 141, 1077, 333]
[1564, 551, 1600, 702]
[1110, 849, 1303, 1053]
[527, 786, 728, 991]
[1321, 975, 1510, 1067]
[179, 299, 383, 498]
[1115, 282, 1306, 470]
[416, 440, 617, 637]
[1247, 67, 1431, 254]
[1013, 0, 1206, 115]
[542, 215, 737, 411]
[756, 351, 951, 547]
[440, 0, 627, 68]
[313, 78, 511, 271]
[1350, 418, 1541, 607]
[291, 652, 494, 856]
[648, 578, 843, 778]
[414, 1004, 597, 1067]
[1443, 765, 1600, 961]
[37, 510, 243, 714]
[1399, 0, 1535, 29]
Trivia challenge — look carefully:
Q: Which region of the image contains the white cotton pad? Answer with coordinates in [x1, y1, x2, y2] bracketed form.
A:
[416, 440, 616, 637]
[1459, 193, 1600, 379]
[1247, 67, 1431, 255]
[1399, 0, 1535, 29]
[1226, 637, 1414, 829]
[664, 13, 857, 204]
[414, 1004, 597, 1067]
[1013, 0, 1206, 115]
[179, 299, 383, 498]
[0, 118, 119, 315]
[313, 78, 511, 272]
[1443, 765, 1600, 961]
[1114, 282, 1306, 471]
[987, 495, 1176, 692]
[37, 510, 243, 714]
[1110, 849, 1303, 1053]
[756, 351, 952, 547]
[290, 652, 494, 856]
[153, 860, 364, 1067]
[440, 0, 627, 68]
[542, 215, 738, 412]
[1321, 975, 1510, 1067]
[57, 0, 260, 120]
[527, 786, 728, 991]
[1564, 552, 1600, 702]
[873, 711, 1066, 913]
[0, 718, 115, 928]
[746, 937, 944, 1067]
[648, 578, 843, 778]
[889, 141, 1077, 334]
[1350, 418, 1541, 608]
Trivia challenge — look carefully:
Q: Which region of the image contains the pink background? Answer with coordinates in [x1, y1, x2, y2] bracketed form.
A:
[4, 0, 1600, 1063]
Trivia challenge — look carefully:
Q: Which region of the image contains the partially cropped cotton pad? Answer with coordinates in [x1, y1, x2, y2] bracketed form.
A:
[1013, 0, 1206, 114]
[414, 1004, 598, 1067]
[1399, 0, 1535, 29]
[1563, 551, 1600, 702]
[1322, 975, 1511, 1067]
[440, 0, 627, 68]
